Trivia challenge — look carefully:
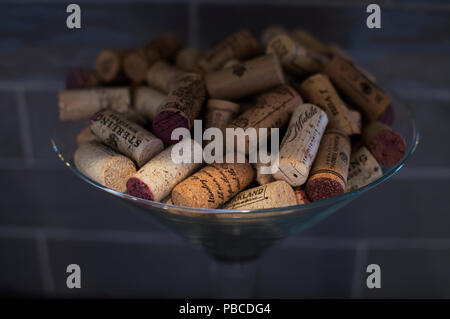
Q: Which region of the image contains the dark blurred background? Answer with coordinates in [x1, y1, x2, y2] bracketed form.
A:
[0, 0, 449, 298]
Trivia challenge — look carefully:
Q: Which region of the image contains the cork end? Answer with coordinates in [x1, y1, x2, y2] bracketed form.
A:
[370, 129, 406, 166]
[123, 52, 148, 83]
[294, 187, 310, 205]
[96, 50, 120, 82]
[126, 177, 154, 201]
[306, 177, 344, 202]
[152, 110, 190, 145]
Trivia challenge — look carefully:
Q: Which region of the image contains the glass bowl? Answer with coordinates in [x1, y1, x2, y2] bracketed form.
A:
[51, 97, 418, 262]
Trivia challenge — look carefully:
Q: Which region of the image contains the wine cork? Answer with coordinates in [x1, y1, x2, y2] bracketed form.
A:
[272, 103, 329, 186]
[349, 109, 362, 135]
[325, 56, 391, 122]
[362, 121, 406, 166]
[327, 43, 376, 83]
[152, 73, 206, 144]
[58, 87, 130, 122]
[224, 180, 296, 210]
[123, 49, 160, 84]
[66, 69, 101, 89]
[126, 138, 202, 202]
[76, 125, 98, 145]
[146, 61, 184, 93]
[198, 29, 260, 72]
[222, 59, 241, 69]
[290, 29, 329, 56]
[346, 146, 382, 192]
[90, 109, 164, 167]
[306, 129, 351, 201]
[294, 187, 310, 205]
[205, 54, 286, 100]
[162, 196, 173, 205]
[266, 34, 326, 76]
[227, 85, 302, 154]
[74, 141, 136, 193]
[133, 86, 167, 121]
[95, 49, 131, 83]
[298, 73, 353, 135]
[171, 162, 255, 209]
[175, 48, 202, 73]
[124, 32, 181, 83]
[145, 32, 182, 60]
[204, 99, 240, 130]
[261, 25, 288, 47]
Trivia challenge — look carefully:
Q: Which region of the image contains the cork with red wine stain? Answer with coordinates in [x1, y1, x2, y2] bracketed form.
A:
[152, 73, 206, 145]
[362, 121, 406, 166]
[294, 187, 310, 205]
[126, 138, 202, 201]
[306, 129, 351, 201]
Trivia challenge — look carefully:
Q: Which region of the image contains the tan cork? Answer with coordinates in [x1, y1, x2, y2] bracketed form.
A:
[58, 87, 130, 122]
[144, 32, 182, 60]
[306, 129, 351, 201]
[254, 155, 275, 186]
[290, 29, 329, 55]
[74, 141, 136, 193]
[198, 29, 260, 72]
[346, 146, 382, 192]
[171, 162, 255, 209]
[260, 25, 288, 47]
[123, 49, 160, 84]
[327, 43, 377, 83]
[266, 34, 327, 76]
[205, 54, 286, 100]
[226, 85, 302, 154]
[298, 73, 353, 135]
[272, 103, 328, 186]
[95, 49, 132, 83]
[204, 99, 240, 131]
[348, 109, 362, 135]
[175, 48, 203, 73]
[126, 138, 203, 202]
[146, 61, 185, 93]
[133, 86, 167, 121]
[90, 109, 164, 167]
[224, 180, 296, 210]
[324, 56, 391, 122]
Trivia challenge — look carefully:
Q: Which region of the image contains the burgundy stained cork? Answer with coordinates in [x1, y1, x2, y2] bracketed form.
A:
[126, 138, 202, 202]
[198, 29, 261, 72]
[306, 129, 351, 201]
[66, 69, 101, 89]
[362, 121, 406, 166]
[152, 73, 206, 145]
[171, 162, 255, 209]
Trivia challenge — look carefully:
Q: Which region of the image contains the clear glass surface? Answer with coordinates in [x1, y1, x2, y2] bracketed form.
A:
[51, 98, 418, 262]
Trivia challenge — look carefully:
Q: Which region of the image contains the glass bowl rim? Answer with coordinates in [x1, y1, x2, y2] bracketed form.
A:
[51, 100, 419, 217]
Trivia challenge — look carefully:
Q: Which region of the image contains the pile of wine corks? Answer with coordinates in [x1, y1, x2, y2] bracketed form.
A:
[61, 26, 406, 210]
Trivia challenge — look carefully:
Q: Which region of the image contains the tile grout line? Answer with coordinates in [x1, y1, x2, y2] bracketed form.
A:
[188, 0, 199, 48]
[350, 240, 368, 299]
[35, 231, 56, 295]
[15, 88, 34, 164]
